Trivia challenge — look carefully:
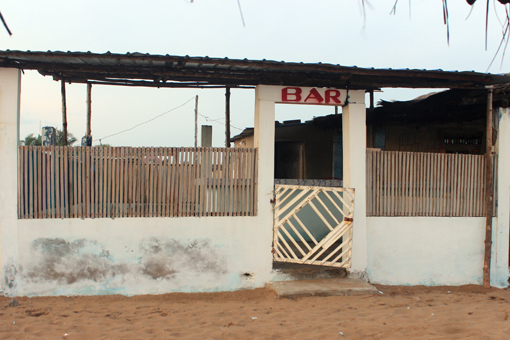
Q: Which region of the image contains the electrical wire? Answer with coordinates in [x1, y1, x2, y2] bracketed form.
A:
[198, 112, 243, 131]
[98, 96, 195, 143]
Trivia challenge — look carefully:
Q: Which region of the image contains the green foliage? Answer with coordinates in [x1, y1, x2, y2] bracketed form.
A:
[21, 129, 78, 146]
[21, 133, 41, 146]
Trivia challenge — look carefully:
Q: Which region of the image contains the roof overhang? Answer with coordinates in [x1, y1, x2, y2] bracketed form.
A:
[0, 50, 508, 90]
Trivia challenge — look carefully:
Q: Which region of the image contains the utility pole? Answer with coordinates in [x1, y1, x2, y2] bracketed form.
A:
[225, 87, 231, 148]
[86, 83, 92, 137]
[483, 86, 494, 288]
[61, 80, 68, 146]
[194, 95, 199, 148]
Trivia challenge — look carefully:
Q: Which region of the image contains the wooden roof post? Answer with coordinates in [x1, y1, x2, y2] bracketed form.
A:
[367, 90, 375, 148]
[61, 80, 68, 146]
[86, 83, 92, 137]
[483, 85, 494, 288]
[225, 86, 231, 148]
[194, 95, 199, 148]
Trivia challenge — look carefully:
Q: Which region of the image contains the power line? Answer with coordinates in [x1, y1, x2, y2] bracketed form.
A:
[98, 96, 196, 143]
[198, 112, 243, 131]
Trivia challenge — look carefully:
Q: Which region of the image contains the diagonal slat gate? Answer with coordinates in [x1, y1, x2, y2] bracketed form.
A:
[273, 184, 355, 268]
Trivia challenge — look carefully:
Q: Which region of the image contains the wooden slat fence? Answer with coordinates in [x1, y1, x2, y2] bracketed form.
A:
[18, 146, 258, 219]
[366, 150, 498, 217]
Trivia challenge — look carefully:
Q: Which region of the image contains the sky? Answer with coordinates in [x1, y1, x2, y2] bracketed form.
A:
[2, 0, 510, 147]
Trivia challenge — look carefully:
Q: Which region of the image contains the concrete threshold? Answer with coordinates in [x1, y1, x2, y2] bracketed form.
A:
[267, 278, 379, 298]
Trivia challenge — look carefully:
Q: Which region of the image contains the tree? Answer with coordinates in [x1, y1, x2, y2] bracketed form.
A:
[21, 133, 41, 146]
[55, 129, 77, 146]
[21, 129, 78, 146]
[365, 0, 510, 68]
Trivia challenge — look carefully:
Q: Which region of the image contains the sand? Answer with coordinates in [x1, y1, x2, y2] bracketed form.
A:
[1, 284, 510, 339]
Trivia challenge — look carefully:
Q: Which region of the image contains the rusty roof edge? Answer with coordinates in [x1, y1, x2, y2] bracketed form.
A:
[0, 49, 508, 86]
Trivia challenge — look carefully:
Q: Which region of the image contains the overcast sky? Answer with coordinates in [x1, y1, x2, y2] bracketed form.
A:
[2, 0, 510, 146]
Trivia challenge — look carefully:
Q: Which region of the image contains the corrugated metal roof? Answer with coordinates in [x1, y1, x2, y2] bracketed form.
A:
[0, 49, 507, 90]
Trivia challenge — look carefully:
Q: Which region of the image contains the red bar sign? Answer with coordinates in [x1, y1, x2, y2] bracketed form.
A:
[281, 87, 343, 105]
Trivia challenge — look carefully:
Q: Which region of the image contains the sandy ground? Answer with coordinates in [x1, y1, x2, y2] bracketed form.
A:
[1, 284, 510, 339]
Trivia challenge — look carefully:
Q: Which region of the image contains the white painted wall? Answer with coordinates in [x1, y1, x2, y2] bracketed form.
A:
[367, 217, 508, 287]
[14, 217, 272, 296]
[341, 99, 367, 275]
[0, 68, 21, 292]
[1, 75, 278, 297]
[493, 107, 510, 287]
[3, 77, 509, 295]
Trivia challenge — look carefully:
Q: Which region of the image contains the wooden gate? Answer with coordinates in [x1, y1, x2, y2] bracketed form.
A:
[273, 184, 355, 268]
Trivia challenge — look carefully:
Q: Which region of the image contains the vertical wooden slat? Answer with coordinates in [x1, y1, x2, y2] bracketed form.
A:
[65, 147, 70, 218]
[92, 147, 96, 218]
[154, 147, 160, 217]
[57, 146, 63, 218]
[122, 147, 127, 217]
[176, 148, 182, 217]
[209, 148, 215, 216]
[253, 148, 257, 216]
[28, 146, 34, 219]
[188, 148, 194, 216]
[242, 149, 248, 216]
[199, 148, 205, 217]
[127, 148, 132, 217]
[226, 148, 232, 216]
[161, 148, 167, 217]
[106, 146, 112, 218]
[427, 153, 432, 216]
[189, 148, 195, 217]
[170, 148, 177, 217]
[89, 147, 94, 218]
[81, 146, 85, 218]
[36, 147, 42, 218]
[24, 146, 29, 219]
[406, 152, 412, 216]
[373, 151, 378, 216]
[183, 148, 190, 216]
[17, 147, 22, 218]
[45, 147, 51, 219]
[390, 152, 399, 216]
[115, 146, 119, 218]
[218, 149, 225, 216]
[103, 146, 108, 218]
[213, 148, 219, 216]
[156, 148, 162, 217]
[148, 147, 154, 218]
[182, 148, 188, 216]
[244, 148, 253, 216]
[142, 147, 148, 217]
[75, 147, 80, 219]
[365, 151, 371, 216]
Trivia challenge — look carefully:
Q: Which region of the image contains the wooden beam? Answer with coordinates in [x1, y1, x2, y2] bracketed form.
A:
[483, 86, 494, 289]
[225, 86, 231, 148]
[367, 90, 375, 148]
[61, 80, 68, 146]
[194, 95, 199, 148]
[86, 83, 92, 136]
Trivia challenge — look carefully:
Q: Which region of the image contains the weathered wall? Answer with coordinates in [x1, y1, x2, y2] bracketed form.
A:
[0, 68, 21, 293]
[366, 217, 508, 287]
[10, 217, 272, 296]
[1, 74, 276, 297]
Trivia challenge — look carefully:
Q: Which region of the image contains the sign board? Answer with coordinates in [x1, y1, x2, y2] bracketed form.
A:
[256, 85, 364, 106]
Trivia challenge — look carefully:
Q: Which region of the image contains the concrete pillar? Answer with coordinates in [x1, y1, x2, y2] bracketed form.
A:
[201, 125, 212, 147]
[0, 68, 21, 294]
[492, 107, 510, 287]
[253, 86, 276, 278]
[342, 101, 368, 275]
